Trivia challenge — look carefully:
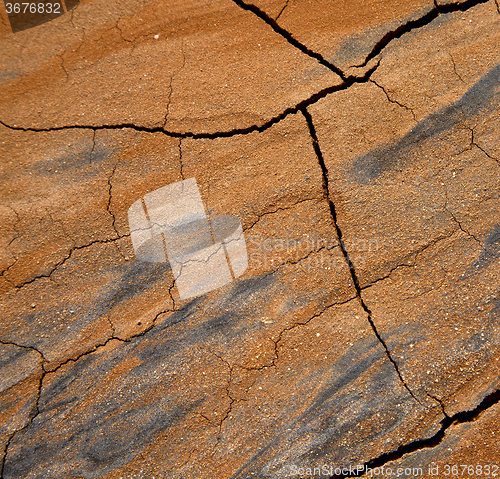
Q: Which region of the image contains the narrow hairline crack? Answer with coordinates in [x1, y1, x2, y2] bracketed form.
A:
[162, 76, 174, 129]
[361, 226, 475, 290]
[206, 349, 236, 434]
[164, 40, 186, 129]
[470, 126, 500, 167]
[301, 106, 421, 405]
[0, 367, 43, 478]
[238, 294, 358, 374]
[449, 52, 465, 84]
[9, 234, 128, 291]
[106, 158, 120, 238]
[231, 0, 347, 80]
[178, 138, 184, 180]
[370, 79, 417, 122]
[243, 197, 319, 231]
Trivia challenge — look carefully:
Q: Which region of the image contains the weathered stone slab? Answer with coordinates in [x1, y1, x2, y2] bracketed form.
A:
[0, 111, 349, 368]
[1, 0, 499, 476]
[1, 100, 442, 478]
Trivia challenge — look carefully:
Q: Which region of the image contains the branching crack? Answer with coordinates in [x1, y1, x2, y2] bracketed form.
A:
[105, 314, 116, 338]
[12, 235, 128, 290]
[470, 126, 500, 166]
[1, 298, 181, 474]
[362, 227, 463, 290]
[43, 335, 122, 373]
[444, 177, 482, 245]
[268, 300, 352, 369]
[211, 352, 236, 431]
[0, 62, 372, 140]
[371, 80, 417, 121]
[331, 387, 500, 478]
[236, 298, 355, 375]
[1, 0, 496, 472]
[301, 106, 421, 405]
[428, 393, 450, 418]
[2, 336, 125, 474]
[0, 59, 379, 141]
[447, 208, 481, 245]
[115, 21, 135, 53]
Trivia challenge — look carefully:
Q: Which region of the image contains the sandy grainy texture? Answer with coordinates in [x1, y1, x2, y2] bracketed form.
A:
[0, 0, 499, 477]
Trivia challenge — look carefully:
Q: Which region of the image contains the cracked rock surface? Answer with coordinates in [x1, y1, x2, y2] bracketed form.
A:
[0, 0, 499, 477]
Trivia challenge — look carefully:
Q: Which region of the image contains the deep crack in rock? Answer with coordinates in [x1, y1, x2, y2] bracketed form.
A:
[330, 387, 500, 478]
[355, 0, 491, 67]
[301, 106, 422, 404]
[0, 60, 379, 139]
[231, 0, 348, 80]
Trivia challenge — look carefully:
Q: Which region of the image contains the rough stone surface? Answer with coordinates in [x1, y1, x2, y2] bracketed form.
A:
[3, 302, 441, 479]
[0, 343, 42, 465]
[249, 0, 435, 70]
[363, 402, 500, 478]
[309, 1, 500, 421]
[1, 0, 499, 477]
[0, 0, 342, 133]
